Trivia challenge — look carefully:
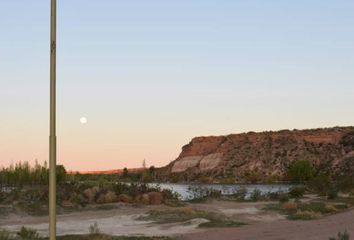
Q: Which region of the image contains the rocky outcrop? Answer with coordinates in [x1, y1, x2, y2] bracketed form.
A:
[158, 127, 354, 183]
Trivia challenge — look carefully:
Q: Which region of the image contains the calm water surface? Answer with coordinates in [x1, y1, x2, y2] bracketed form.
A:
[149, 183, 294, 200]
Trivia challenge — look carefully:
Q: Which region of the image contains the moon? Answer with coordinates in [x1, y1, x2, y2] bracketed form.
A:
[80, 117, 87, 124]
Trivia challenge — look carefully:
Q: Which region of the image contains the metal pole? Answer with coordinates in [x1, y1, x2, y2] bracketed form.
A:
[49, 0, 57, 239]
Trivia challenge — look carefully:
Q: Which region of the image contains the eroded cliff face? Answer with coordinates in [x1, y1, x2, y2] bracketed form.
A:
[158, 127, 354, 183]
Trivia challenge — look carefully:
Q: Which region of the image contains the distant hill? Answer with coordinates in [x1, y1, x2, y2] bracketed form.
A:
[157, 126, 354, 183]
[68, 168, 144, 175]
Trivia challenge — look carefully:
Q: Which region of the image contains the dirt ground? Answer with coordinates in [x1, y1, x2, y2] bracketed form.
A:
[177, 209, 354, 240]
[1, 201, 353, 239]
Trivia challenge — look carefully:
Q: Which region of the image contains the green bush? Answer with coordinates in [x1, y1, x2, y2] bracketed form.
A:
[17, 227, 40, 240]
[337, 176, 354, 193]
[266, 191, 289, 202]
[327, 186, 338, 200]
[0, 229, 14, 240]
[288, 186, 305, 199]
[278, 193, 290, 203]
[287, 160, 313, 183]
[308, 174, 331, 195]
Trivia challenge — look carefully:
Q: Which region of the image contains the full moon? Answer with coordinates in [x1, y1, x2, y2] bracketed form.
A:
[80, 117, 87, 124]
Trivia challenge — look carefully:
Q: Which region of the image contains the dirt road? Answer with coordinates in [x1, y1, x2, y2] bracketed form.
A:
[178, 209, 354, 240]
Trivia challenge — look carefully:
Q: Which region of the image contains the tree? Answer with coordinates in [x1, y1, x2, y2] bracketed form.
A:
[287, 160, 313, 183]
[56, 165, 67, 184]
[123, 168, 129, 178]
[149, 166, 155, 176]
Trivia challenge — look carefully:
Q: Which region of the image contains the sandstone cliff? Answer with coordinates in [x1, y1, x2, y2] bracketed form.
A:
[158, 127, 354, 183]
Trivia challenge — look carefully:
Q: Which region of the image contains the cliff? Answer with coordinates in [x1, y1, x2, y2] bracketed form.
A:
[158, 127, 354, 183]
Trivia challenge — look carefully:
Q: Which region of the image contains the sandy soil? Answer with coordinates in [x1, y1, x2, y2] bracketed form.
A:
[178, 209, 354, 240]
[1, 201, 353, 239]
[0, 204, 203, 237]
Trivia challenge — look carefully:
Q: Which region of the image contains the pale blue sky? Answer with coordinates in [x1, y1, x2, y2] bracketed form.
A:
[1, 1, 354, 170]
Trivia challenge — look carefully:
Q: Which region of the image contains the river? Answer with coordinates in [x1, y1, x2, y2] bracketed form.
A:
[148, 183, 294, 200]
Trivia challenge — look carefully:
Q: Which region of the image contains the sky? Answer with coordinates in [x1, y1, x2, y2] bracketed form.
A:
[0, 0, 354, 171]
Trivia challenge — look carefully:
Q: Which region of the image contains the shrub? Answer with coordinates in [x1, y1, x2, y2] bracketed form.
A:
[89, 222, 101, 235]
[266, 191, 289, 202]
[17, 226, 40, 240]
[187, 186, 221, 202]
[329, 231, 350, 240]
[282, 202, 298, 211]
[0, 229, 14, 240]
[308, 174, 331, 195]
[289, 210, 320, 220]
[245, 170, 263, 183]
[327, 186, 338, 200]
[287, 160, 313, 183]
[337, 176, 354, 193]
[250, 189, 262, 201]
[324, 204, 338, 214]
[231, 187, 247, 201]
[267, 191, 280, 201]
[278, 193, 290, 203]
[289, 186, 305, 199]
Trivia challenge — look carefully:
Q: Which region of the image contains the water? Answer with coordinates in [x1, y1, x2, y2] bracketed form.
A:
[148, 183, 294, 200]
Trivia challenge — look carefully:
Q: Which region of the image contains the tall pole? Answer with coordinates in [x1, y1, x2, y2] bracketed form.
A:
[49, 0, 57, 239]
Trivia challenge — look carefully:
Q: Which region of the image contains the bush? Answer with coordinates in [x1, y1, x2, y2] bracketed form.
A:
[324, 204, 338, 214]
[231, 187, 247, 201]
[287, 160, 313, 183]
[250, 189, 262, 201]
[278, 193, 290, 203]
[187, 186, 221, 202]
[289, 210, 320, 220]
[337, 176, 354, 193]
[308, 174, 331, 195]
[266, 191, 289, 202]
[329, 231, 350, 240]
[289, 186, 305, 199]
[282, 201, 298, 211]
[17, 226, 40, 240]
[327, 186, 338, 200]
[0, 229, 14, 240]
[89, 222, 101, 235]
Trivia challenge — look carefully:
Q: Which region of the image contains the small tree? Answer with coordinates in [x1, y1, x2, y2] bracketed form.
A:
[56, 165, 67, 184]
[288, 160, 313, 183]
[149, 166, 155, 176]
[123, 168, 129, 178]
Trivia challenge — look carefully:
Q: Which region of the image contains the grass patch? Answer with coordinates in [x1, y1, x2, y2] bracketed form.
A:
[138, 207, 244, 228]
[265, 200, 343, 220]
[54, 235, 171, 240]
[0, 231, 171, 240]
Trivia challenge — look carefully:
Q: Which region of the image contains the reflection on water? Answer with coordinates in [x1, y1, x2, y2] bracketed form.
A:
[149, 183, 294, 200]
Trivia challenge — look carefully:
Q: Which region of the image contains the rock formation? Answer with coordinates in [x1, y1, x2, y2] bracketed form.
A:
[158, 127, 354, 183]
